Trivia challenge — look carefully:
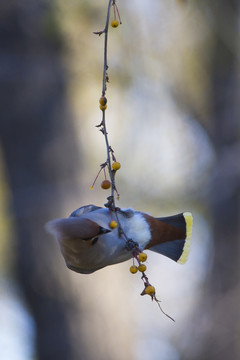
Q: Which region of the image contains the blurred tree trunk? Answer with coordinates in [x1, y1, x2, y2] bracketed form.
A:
[204, 32, 240, 360]
[183, 1, 240, 359]
[0, 3, 136, 360]
[0, 2, 87, 359]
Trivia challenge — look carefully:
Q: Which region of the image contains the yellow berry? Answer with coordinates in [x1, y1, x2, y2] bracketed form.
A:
[112, 161, 121, 171]
[130, 265, 138, 274]
[111, 20, 119, 28]
[100, 104, 107, 111]
[145, 285, 155, 296]
[138, 264, 147, 272]
[101, 180, 111, 189]
[138, 252, 147, 262]
[99, 96, 107, 106]
[109, 220, 118, 229]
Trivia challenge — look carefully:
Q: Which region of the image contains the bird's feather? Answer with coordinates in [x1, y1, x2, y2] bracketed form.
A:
[145, 212, 193, 264]
[45, 217, 107, 241]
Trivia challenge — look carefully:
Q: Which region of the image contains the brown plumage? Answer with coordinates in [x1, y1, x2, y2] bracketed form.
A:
[143, 214, 186, 249]
[47, 218, 105, 240]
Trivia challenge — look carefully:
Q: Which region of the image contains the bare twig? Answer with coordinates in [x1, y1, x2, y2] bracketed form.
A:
[94, 0, 118, 212]
[94, 1, 140, 250]
[93, 0, 174, 320]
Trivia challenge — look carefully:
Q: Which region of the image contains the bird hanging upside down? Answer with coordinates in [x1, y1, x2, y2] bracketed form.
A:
[46, 205, 193, 274]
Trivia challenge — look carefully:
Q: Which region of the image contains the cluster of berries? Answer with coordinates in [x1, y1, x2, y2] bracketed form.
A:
[100, 160, 121, 191]
[130, 252, 156, 297]
[100, 162, 120, 190]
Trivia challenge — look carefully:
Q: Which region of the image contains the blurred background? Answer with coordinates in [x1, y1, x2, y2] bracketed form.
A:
[0, 0, 239, 359]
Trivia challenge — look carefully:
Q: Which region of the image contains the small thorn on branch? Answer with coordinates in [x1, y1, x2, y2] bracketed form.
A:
[96, 122, 103, 128]
[93, 30, 105, 36]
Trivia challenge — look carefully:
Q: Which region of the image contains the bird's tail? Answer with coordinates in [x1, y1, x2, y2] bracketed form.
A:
[147, 212, 193, 264]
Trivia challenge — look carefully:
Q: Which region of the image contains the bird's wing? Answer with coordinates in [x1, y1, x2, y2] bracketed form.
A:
[69, 204, 102, 217]
[45, 217, 109, 241]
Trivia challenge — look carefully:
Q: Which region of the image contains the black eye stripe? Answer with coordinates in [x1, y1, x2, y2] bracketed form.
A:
[91, 237, 99, 246]
[99, 227, 111, 234]
[82, 236, 95, 241]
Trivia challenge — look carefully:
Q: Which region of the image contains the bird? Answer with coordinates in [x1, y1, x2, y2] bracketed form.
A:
[46, 205, 193, 274]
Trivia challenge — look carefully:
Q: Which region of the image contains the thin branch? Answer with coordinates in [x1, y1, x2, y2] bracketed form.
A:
[93, 1, 174, 320]
[94, 0, 117, 211]
[96, 1, 138, 249]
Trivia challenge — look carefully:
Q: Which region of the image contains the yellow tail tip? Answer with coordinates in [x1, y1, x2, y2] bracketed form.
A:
[177, 212, 193, 265]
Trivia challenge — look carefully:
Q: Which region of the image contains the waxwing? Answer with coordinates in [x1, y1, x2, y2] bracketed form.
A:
[46, 205, 193, 274]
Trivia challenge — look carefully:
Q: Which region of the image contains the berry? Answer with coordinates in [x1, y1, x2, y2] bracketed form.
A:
[99, 96, 107, 106]
[145, 285, 155, 296]
[130, 265, 138, 274]
[138, 252, 147, 262]
[112, 161, 121, 171]
[101, 180, 111, 189]
[100, 104, 107, 111]
[109, 220, 118, 229]
[138, 264, 147, 272]
[111, 20, 119, 28]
